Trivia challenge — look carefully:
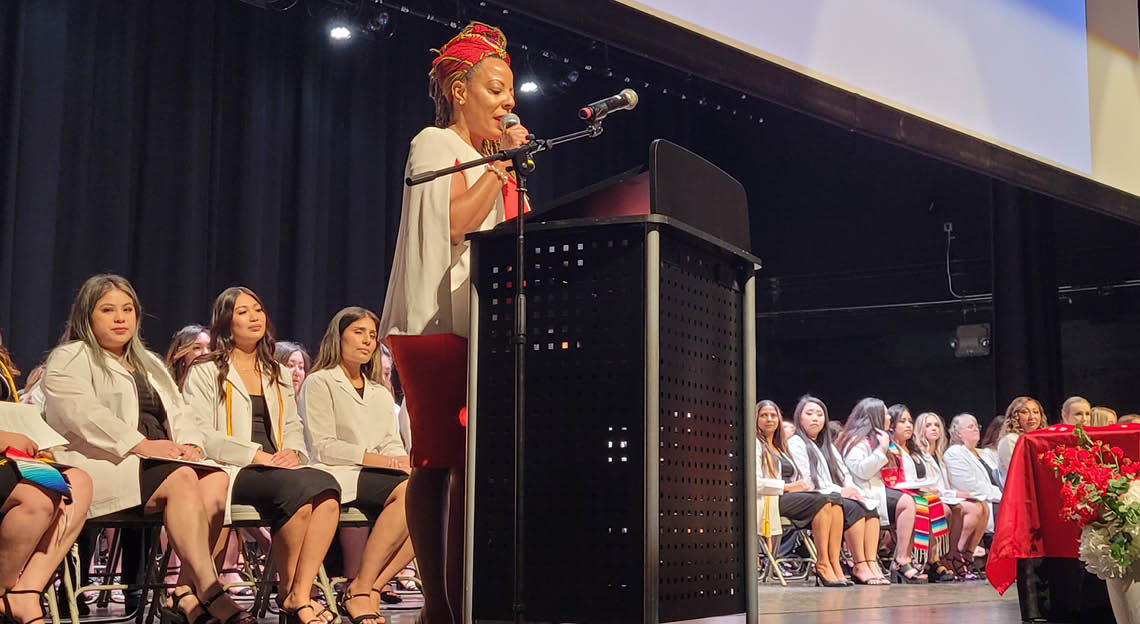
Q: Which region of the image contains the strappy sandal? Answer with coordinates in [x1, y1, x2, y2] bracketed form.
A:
[850, 561, 890, 585]
[198, 588, 257, 624]
[337, 591, 384, 624]
[311, 603, 335, 624]
[0, 590, 47, 624]
[950, 553, 980, 580]
[371, 586, 402, 605]
[161, 586, 213, 624]
[281, 604, 325, 624]
[928, 561, 957, 583]
[890, 560, 929, 584]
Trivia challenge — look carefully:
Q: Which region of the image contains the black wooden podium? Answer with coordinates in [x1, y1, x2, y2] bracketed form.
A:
[463, 141, 760, 624]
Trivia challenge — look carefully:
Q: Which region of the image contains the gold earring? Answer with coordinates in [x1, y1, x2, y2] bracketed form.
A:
[458, 99, 465, 105]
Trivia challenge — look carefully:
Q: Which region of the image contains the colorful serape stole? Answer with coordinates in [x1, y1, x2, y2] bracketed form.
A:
[1, 446, 72, 502]
[884, 441, 949, 564]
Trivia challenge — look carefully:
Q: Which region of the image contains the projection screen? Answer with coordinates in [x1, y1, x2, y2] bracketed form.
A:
[614, 0, 1140, 200]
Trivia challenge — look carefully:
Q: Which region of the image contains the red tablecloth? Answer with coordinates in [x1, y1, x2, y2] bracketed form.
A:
[987, 422, 1140, 594]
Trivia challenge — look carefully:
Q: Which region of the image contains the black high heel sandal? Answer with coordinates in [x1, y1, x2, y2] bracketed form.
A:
[890, 560, 929, 584]
[928, 562, 957, 583]
[813, 570, 850, 588]
[199, 588, 257, 624]
[160, 587, 213, 624]
[0, 590, 47, 624]
[371, 586, 402, 605]
[337, 591, 383, 624]
[850, 560, 889, 585]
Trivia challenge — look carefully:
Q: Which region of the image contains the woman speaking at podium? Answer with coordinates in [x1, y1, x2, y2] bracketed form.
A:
[379, 21, 529, 624]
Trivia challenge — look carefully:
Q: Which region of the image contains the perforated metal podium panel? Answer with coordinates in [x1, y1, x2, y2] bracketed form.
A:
[467, 216, 757, 624]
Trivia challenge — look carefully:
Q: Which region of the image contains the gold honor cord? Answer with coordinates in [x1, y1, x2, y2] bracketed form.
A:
[0, 361, 18, 402]
[225, 379, 284, 449]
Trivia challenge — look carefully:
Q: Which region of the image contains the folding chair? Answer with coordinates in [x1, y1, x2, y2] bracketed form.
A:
[757, 517, 817, 585]
[225, 504, 340, 623]
[58, 512, 170, 624]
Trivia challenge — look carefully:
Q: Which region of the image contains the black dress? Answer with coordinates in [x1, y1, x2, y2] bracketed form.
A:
[772, 453, 836, 530]
[230, 394, 340, 530]
[133, 369, 185, 506]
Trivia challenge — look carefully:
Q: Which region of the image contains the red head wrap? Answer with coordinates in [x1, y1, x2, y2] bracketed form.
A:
[430, 21, 510, 89]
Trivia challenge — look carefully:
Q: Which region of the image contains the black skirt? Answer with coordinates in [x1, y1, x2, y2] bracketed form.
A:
[349, 468, 408, 514]
[779, 491, 837, 529]
[232, 465, 341, 530]
[885, 488, 905, 525]
[0, 460, 20, 506]
[840, 497, 878, 529]
[138, 459, 187, 508]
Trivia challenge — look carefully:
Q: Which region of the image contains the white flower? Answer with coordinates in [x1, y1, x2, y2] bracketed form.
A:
[1080, 524, 1135, 580]
[1120, 480, 1140, 507]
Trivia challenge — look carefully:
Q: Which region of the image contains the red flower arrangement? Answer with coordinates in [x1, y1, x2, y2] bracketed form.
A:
[1041, 425, 1140, 577]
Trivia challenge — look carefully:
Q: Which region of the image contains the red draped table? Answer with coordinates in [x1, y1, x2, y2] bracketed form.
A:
[987, 422, 1140, 620]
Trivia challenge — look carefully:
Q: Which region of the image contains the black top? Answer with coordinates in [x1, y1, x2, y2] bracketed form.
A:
[250, 395, 277, 453]
[913, 453, 927, 479]
[354, 384, 365, 399]
[133, 369, 170, 441]
[779, 454, 796, 481]
[0, 376, 13, 402]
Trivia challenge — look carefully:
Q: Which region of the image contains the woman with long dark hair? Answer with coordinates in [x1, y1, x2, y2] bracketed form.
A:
[755, 400, 847, 586]
[44, 274, 252, 624]
[886, 404, 953, 582]
[300, 306, 412, 623]
[164, 325, 210, 391]
[183, 286, 341, 624]
[785, 395, 886, 585]
[837, 398, 926, 584]
[378, 21, 530, 624]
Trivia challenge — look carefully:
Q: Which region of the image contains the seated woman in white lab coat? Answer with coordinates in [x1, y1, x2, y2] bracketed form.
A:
[837, 398, 925, 584]
[996, 396, 1046, 487]
[755, 400, 846, 586]
[913, 411, 989, 580]
[43, 274, 253, 624]
[300, 307, 411, 624]
[183, 287, 341, 624]
[786, 395, 886, 585]
[944, 413, 1003, 542]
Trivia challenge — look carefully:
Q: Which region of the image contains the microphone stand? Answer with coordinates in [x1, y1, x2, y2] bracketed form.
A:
[406, 120, 605, 624]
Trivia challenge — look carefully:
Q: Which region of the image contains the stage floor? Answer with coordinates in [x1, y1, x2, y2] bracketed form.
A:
[376, 579, 1019, 623]
[754, 579, 1020, 623]
[77, 580, 1018, 623]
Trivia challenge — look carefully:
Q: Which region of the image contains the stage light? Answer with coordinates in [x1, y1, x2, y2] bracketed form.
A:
[566, 70, 579, 83]
[366, 11, 389, 33]
[519, 81, 540, 95]
[329, 25, 352, 40]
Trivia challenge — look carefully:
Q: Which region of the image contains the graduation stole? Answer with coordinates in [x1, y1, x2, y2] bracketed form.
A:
[758, 440, 780, 537]
[884, 441, 949, 564]
[1, 447, 72, 502]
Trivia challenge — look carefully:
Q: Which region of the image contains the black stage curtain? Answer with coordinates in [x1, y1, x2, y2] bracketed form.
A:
[991, 180, 1064, 420]
[0, 0, 721, 371]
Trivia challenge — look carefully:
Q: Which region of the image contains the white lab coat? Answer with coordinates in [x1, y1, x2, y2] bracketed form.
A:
[786, 435, 877, 513]
[42, 341, 233, 518]
[841, 439, 892, 524]
[945, 444, 1003, 532]
[298, 367, 406, 503]
[182, 359, 309, 466]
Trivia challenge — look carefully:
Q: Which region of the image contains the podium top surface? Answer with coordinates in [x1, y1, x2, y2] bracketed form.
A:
[467, 213, 762, 268]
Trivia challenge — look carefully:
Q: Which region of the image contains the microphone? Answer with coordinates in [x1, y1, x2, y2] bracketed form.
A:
[500, 113, 521, 130]
[578, 88, 638, 121]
